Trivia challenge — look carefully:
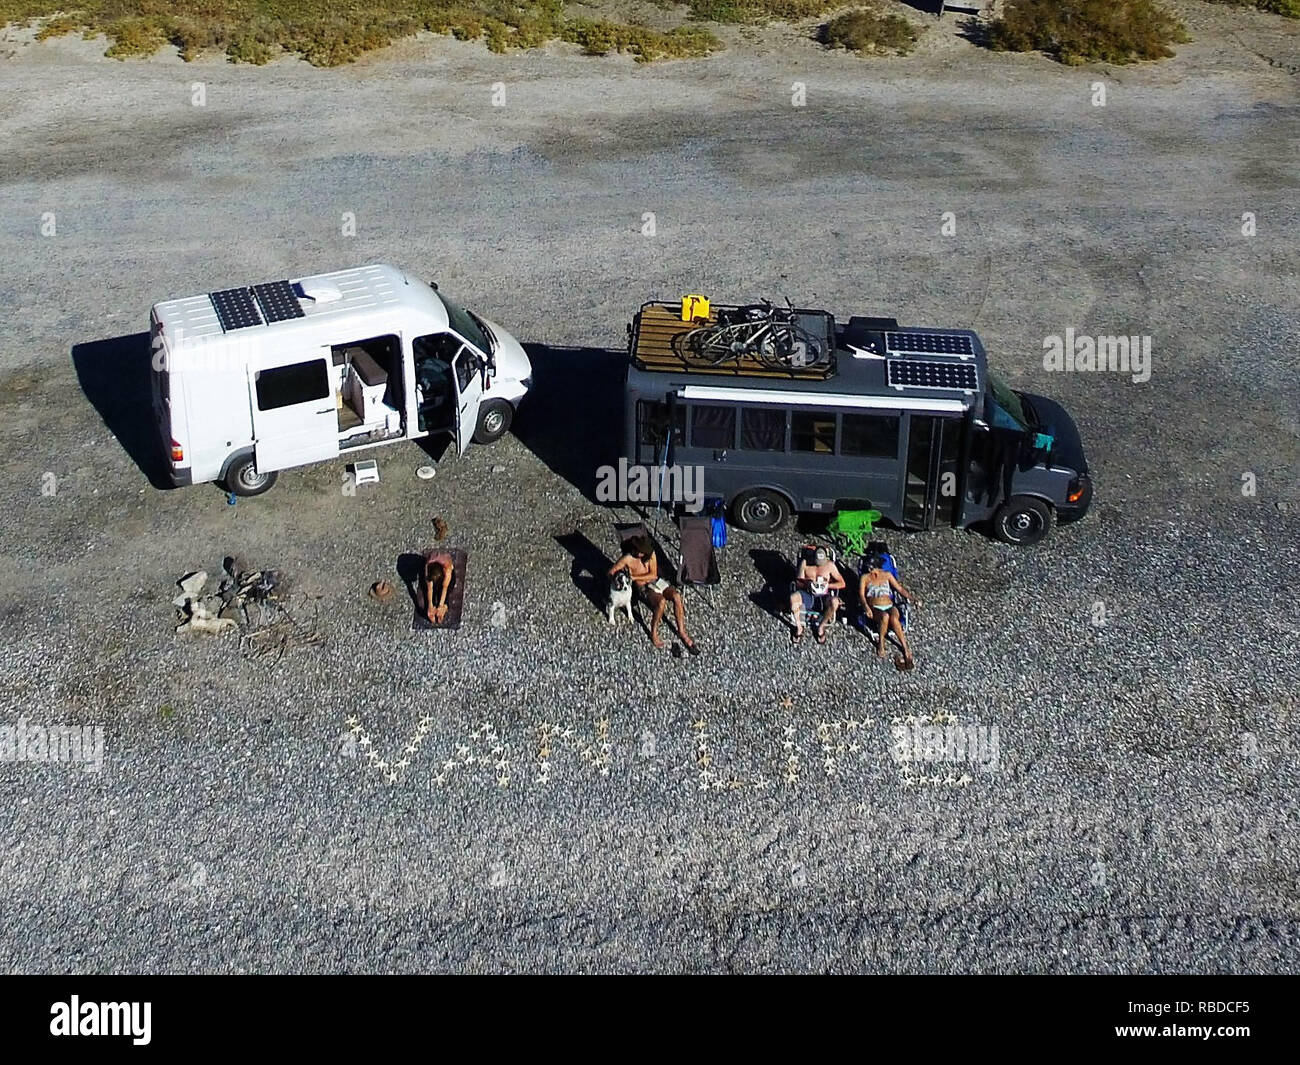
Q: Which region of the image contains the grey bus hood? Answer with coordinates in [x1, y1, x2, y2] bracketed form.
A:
[1017, 392, 1088, 475]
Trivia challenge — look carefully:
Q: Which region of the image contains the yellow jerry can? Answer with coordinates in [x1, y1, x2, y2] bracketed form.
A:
[681, 294, 710, 322]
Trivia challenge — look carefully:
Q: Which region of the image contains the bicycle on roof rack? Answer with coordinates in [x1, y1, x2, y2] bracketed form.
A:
[671, 299, 830, 369]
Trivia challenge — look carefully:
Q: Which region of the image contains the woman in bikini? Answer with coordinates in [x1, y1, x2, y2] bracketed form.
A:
[859, 555, 916, 668]
[609, 536, 699, 654]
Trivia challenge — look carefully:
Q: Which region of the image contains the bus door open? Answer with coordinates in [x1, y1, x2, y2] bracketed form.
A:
[902, 414, 965, 530]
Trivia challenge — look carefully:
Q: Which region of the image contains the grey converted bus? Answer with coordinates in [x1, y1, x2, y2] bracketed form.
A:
[622, 301, 1092, 546]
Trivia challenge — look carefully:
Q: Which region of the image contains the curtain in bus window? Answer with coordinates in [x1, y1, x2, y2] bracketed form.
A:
[691, 405, 736, 450]
[637, 400, 685, 449]
[840, 413, 900, 458]
[740, 407, 785, 451]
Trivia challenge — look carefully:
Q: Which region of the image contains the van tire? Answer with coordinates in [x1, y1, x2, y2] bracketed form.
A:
[993, 496, 1053, 546]
[473, 400, 513, 444]
[223, 455, 278, 497]
[731, 489, 792, 534]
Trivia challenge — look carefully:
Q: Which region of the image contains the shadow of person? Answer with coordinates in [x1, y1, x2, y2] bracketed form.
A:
[396, 552, 427, 613]
[71, 332, 173, 489]
[554, 530, 616, 616]
[748, 549, 796, 620]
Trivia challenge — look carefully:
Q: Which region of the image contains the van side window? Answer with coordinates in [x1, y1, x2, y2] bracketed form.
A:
[690, 405, 736, 450]
[413, 333, 462, 365]
[840, 412, 900, 458]
[255, 359, 329, 411]
[637, 400, 685, 449]
[454, 347, 478, 392]
[791, 410, 836, 453]
[740, 407, 786, 451]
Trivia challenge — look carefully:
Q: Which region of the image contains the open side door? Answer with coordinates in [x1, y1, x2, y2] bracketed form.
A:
[250, 352, 340, 473]
[451, 344, 485, 456]
[902, 415, 963, 530]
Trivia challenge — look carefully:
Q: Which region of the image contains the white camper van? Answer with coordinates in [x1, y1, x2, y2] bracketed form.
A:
[150, 263, 533, 495]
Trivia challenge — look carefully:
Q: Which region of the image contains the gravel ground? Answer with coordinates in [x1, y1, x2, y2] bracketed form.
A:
[0, 8, 1298, 973]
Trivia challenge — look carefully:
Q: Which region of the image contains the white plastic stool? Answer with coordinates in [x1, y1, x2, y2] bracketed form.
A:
[352, 459, 380, 486]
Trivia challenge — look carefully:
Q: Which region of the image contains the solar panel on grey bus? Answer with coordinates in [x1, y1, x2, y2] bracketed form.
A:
[211, 287, 262, 332]
[886, 359, 979, 392]
[252, 280, 304, 324]
[885, 332, 975, 357]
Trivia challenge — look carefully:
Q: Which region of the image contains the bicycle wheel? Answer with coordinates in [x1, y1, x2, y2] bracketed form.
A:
[753, 324, 796, 367]
[762, 324, 826, 368]
[679, 325, 738, 365]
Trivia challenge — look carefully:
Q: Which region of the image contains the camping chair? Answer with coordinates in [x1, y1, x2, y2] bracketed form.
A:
[615, 521, 651, 568]
[677, 515, 720, 608]
[615, 521, 651, 556]
[854, 541, 909, 637]
[614, 519, 675, 597]
[784, 543, 846, 634]
[827, 508, 882, 563]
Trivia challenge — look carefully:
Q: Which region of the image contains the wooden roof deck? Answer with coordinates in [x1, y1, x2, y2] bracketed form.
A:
[630, 302, 836, 380]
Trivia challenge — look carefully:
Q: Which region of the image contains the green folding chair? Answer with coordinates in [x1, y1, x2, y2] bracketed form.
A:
[827, 509, 881, 562]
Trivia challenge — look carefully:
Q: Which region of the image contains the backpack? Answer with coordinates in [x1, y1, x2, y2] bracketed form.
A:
[705, 497, 727, 549]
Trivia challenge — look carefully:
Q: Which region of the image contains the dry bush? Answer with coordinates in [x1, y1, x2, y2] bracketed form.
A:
[822, 4, 918, 56]
[987, 0, 1188, 64]
[0, 0, 721, 65]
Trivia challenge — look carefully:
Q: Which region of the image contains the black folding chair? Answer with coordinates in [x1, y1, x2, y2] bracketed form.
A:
[677, 515, 720, 608]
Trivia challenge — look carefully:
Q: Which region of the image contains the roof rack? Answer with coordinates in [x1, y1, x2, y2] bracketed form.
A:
[630, 301, 837, 380]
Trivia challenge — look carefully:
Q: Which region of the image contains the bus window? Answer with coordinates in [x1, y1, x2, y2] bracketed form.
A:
[637, 400, 685, 450]
[791, 410, 835, 454]
[840, 413, 900, 458]
[740, 407, 786, 451]
[690, 405, 736, 450]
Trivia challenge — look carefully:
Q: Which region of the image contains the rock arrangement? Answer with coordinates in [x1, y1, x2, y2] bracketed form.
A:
[172, 557, 322, 662]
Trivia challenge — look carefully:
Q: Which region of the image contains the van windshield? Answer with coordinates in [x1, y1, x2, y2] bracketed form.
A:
[986, 370, 1032, 430]
[436, 290, 493, 355]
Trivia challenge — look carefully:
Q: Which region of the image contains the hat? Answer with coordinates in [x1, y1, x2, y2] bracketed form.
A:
[813, 547, 828, 564]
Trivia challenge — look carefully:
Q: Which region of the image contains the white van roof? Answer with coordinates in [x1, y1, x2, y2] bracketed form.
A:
[151, 263, 449, 342]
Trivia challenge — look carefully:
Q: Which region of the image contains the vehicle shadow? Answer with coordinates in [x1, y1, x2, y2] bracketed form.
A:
[515, 343, 626, 504]
[71, 332, 173, 489]
[415, 434, 452, 463]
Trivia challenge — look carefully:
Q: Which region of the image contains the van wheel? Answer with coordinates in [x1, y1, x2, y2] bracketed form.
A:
[223, 456, 278, 497]
[993, 496, 1053, 546]
[731, 489, 791, 534]
[473, 400, 513, 444]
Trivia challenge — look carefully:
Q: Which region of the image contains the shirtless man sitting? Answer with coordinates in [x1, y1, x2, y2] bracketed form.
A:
[608, 535, 699, 655]
[790, 546, 846, 644]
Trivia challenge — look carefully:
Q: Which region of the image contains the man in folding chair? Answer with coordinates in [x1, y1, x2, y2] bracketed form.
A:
[609, 526, 701, 655]
[789, 545, 846, 644]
